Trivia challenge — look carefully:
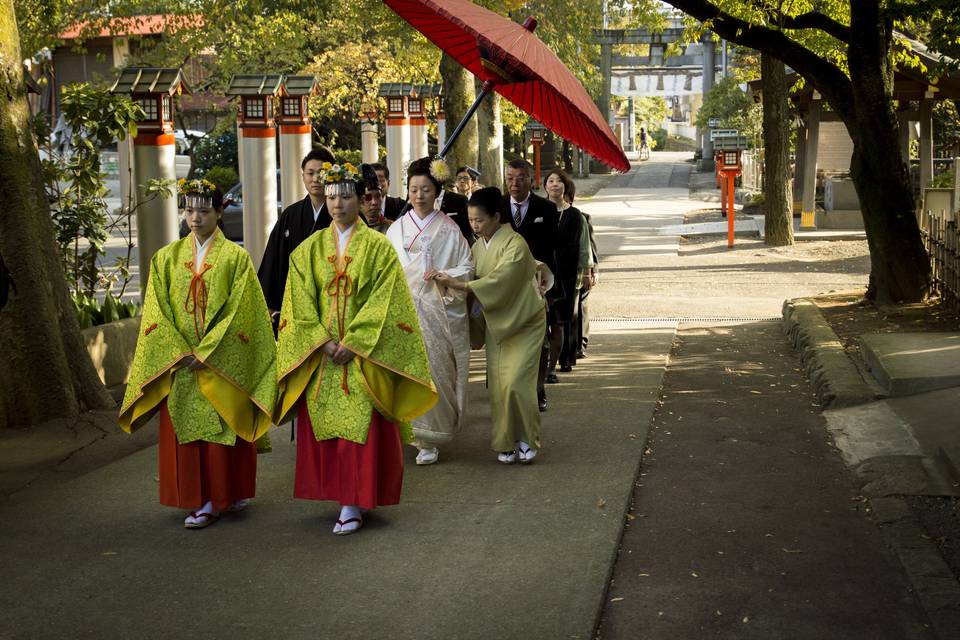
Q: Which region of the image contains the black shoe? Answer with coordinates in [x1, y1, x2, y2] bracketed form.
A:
[538, 391, 547, 412]
[546, 373, 559, 384]
[559, 364, 573, 373]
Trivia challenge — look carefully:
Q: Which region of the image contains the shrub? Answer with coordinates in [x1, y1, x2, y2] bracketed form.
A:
[202, 166, 239, 193]
[650, 128, 668, 151]
[192, 131, 239, 175]
[335, 149, 363, 167]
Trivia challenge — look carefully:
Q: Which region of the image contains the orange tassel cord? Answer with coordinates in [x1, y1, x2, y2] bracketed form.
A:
[184, 261, 213, 341]
[325, 254, 354, 394]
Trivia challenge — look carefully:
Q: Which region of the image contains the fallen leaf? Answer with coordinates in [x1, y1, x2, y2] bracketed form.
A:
[742, 616, 749, 623]
[610, 597, 624, 603]
[691, 572, 699, 578]
[596, 498, 607, 509]
[625, 513, 636, 521]
[101, 551, 117, 556]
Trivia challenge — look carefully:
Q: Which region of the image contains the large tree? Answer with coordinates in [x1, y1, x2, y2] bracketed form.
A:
[761, 52, 793, 246]
[0, 0, 114, 428]
[659, 0, 959, 303]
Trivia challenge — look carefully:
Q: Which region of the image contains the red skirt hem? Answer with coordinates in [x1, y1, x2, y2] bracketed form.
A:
[157, 402, 257, 511]
[294, 401, 404, 509]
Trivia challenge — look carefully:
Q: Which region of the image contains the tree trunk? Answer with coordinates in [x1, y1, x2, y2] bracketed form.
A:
[662, 0, 931, 303]
[761, 52, 794, 246]
[846, 2, 929, 303]
[0, 0, 114, 428]
[475, 77, 503, 192]
[439, 53, 477, 172]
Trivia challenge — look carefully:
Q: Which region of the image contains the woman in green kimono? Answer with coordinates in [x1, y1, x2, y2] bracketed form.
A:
[119, 179, 277, 529]
[275, 162, 437, 535]
[433, 187, 547, 464]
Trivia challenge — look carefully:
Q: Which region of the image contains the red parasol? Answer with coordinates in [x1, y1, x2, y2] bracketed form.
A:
[384, 0, 630, 173]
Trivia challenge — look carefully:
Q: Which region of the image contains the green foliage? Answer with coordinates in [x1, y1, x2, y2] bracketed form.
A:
[334, 149, 364, 167]
[200, 166, 239, 194]
[72, 291, 141, 330]
[650, 128, 668, 150]
[696, 76, 763, 146]
[42, 83, 143, 297]
[931, 170, 955, 189]
[191, 130, 239, 175]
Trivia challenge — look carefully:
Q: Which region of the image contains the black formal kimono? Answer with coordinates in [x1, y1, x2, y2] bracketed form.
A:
[554, 205, 584, 323]
[438, 189, 475, 244]
[383, 195, 406, 221]
[257, 195, 331, 314]
[504, 192, 560, 298]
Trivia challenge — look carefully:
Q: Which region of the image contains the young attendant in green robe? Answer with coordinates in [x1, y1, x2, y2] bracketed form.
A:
[275, 162, 437, 536]
[119, 180, 277, 529]
[433, 187, 548, 464]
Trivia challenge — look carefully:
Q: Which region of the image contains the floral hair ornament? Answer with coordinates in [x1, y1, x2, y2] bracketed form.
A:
[429, 157, 451, 184]
[179, 178, 218, 209]
[319, 162, 361, 196]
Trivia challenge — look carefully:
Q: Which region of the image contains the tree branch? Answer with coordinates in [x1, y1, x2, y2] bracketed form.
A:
[663, 0, 855, 117]
[778, 11, 850, 43]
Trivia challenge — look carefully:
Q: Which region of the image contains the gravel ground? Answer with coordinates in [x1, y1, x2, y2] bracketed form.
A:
[592, 235, 871, 319]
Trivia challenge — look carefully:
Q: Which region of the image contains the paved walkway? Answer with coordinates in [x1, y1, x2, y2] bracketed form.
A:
[0, 152, 938, 639]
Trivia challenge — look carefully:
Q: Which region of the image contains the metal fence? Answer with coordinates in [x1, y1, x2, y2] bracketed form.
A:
[920, 204, 960, 311]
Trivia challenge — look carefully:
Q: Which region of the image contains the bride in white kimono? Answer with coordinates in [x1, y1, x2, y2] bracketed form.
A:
[386, 157, 474, 465]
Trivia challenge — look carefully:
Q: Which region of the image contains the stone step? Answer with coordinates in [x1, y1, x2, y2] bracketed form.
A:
[858, 332, 960, 396]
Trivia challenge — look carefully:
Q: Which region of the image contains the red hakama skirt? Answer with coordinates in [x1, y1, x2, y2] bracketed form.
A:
[158, 402, 257, 511]
[294, 401, 404, 509]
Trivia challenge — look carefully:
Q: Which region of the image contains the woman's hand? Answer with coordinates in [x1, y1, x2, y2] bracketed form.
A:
[582, 269, 595, 292]
[331, 344, 355, 365]
[321, 340, 340, 358]
[432, 272, 466, 291]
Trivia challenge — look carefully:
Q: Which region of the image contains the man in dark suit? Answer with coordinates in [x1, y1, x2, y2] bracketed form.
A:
[258, 147, 335, 325]
[503, 158, 559, 411]
[372, 162, 407, 221]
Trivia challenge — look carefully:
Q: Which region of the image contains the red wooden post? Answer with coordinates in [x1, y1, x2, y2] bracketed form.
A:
[727, 172, 736, 248]
[720, 174, 727, 217]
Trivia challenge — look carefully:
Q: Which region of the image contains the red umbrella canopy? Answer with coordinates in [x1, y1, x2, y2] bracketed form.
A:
[384, 0, 630, 173]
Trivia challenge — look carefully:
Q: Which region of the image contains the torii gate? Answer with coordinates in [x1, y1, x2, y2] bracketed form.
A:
[592, 26, 720, 166]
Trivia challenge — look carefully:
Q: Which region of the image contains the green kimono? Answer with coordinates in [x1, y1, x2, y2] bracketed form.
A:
[275, 222, 437, 444]
[119, 229, 277, 445]
[469, 226, 546, 451]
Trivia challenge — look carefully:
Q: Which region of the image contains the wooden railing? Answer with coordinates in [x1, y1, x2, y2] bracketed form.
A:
[920, 204, 960, 311]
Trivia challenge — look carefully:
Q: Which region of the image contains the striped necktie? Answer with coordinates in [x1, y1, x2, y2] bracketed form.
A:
[513, 202, 523, 227]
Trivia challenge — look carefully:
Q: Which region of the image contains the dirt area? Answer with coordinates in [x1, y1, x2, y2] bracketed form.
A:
[813, 290, 960, 362]
[907, 496, 960, 583]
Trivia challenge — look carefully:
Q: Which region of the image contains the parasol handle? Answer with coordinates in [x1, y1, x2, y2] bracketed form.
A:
[438, 80, 494, 160]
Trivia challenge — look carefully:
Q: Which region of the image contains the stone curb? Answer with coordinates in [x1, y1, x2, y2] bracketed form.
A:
[870, 497, 960, 640]
[781, 298, 876, 408]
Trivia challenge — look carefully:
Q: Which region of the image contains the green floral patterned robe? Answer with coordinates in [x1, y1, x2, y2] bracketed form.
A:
[119, 229, 277, 445]
[275, 222, 437, 444]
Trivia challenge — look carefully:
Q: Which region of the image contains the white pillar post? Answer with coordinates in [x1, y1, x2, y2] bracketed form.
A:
[132, 131, 179, 294]
[279, 122, 311, 208]
[436, 107, 446, 150]
[239, 126, 278, 270]
[800, 98, 821, 230]
[385, 96, 410, 198]
[360, 112, 379, 164]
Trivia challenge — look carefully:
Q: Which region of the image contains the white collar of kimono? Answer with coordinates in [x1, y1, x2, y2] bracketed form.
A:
[312, 200, 324, 221]
[407, 208, 440, 231]
[195, 232, 215, 264]
[336, 222, 355, 252]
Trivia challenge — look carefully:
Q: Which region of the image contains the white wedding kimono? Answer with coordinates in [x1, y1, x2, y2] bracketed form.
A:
[386, 210, 474, 449]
